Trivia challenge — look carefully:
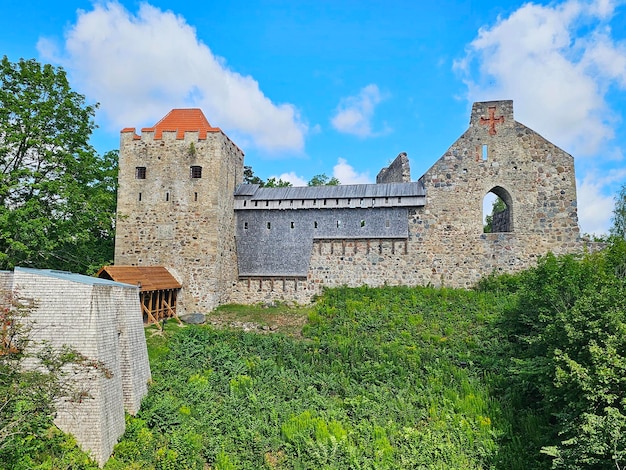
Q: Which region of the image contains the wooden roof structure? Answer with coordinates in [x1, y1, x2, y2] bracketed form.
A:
[97, 266, 182, 328]
[97, 266, 181, 291]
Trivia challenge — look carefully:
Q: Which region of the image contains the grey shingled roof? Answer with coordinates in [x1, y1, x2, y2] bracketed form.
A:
[235, 181, 425, 200]
[15, 267, 138, 288]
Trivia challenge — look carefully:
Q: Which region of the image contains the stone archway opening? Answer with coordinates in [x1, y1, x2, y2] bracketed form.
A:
[483, 186, 513, 233]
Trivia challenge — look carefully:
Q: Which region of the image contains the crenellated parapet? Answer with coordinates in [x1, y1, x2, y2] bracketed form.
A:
[114, 108, 244, 314]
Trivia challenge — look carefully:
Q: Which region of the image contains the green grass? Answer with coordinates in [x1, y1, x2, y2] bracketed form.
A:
[14, 242, 626, 468]
[105, 285, 542, 470]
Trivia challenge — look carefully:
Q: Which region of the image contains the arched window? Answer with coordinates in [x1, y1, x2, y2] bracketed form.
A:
[483, 186, 513, 233]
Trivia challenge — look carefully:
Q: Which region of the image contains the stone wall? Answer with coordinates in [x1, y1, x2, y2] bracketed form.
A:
[4, 268, 150, 466]
[227, 100, 586, 305]
[115, 101, 588, 308]
[376, 152, 411, 183]
[491, 208, 511, 233]
[115, 127, 243, 314]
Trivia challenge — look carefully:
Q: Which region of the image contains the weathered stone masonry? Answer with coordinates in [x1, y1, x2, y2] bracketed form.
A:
[115, 109, 243, 314]
[115, 101, 588, 310]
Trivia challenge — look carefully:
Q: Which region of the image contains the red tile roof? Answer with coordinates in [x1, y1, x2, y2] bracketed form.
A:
[141, 108, 221, 140]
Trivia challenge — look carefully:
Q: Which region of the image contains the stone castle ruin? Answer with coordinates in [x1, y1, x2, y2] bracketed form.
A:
[114, 100, 584, 314]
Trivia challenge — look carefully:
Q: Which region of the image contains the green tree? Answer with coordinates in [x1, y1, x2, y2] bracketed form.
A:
[501, 241, 626, 469]
[243, 165, 264, 185]
[308, 173, 340, 186]
[263, 176, 292, 188]
[0, 56, 117, 273]
[243, 166, 291, 187]
[610, 184, 626, 239]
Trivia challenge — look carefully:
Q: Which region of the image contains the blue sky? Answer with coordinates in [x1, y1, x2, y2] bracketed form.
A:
[2, 0, 625, 234]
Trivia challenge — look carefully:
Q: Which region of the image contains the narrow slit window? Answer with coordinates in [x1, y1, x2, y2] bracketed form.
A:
[482, 144, 488, 161]
[190, 165, 202, 178]
[360, 220, 366, 227]
[385, 219, 390, 228]
[244, 222, 248, 230]
[337, 220, 341, 228]
[267, 222, 271, 230]
[135, 166, 146, 179]
[138, 192, 142, 201]
[166, 192, 170, 202]
[290, 221, 295, 229]
[314, 221, 318, 229]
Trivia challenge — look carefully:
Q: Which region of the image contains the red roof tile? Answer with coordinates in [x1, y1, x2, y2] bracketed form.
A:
[141, 108, 221, 140]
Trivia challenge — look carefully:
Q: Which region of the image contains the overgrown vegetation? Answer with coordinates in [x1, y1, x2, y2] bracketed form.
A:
[479, 238, 626, 468]
[3, 239, 625, 468]
[102, 239, 626, 469]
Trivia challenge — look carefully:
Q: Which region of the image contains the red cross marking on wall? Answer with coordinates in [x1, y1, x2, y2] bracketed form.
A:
[479, 106, 504, 135]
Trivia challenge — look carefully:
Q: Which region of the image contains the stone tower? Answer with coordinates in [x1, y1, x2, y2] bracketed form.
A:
[114, 109, 244, 313]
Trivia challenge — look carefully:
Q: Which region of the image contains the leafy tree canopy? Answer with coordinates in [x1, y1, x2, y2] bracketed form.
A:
[0, 57, 117, 273]
[243, 167, 341, 188]
[264, 176, 292, 188]
[243, 165, 291, 187]
[243, 165, 264, 185]
[308, 173, 340, 186]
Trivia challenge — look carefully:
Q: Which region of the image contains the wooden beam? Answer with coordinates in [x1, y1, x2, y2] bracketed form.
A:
[141, 300, 161, 330]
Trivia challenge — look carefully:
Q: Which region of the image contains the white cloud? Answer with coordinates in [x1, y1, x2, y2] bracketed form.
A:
[270, 160, 372, 186]
[38, 2, 306, 153]
[576, 168, 626, 235]
[331, 84, 389, 137]
[455, 0, 626, 157]
[332, 158, 372, 185]
[274, 172, 308, 187]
